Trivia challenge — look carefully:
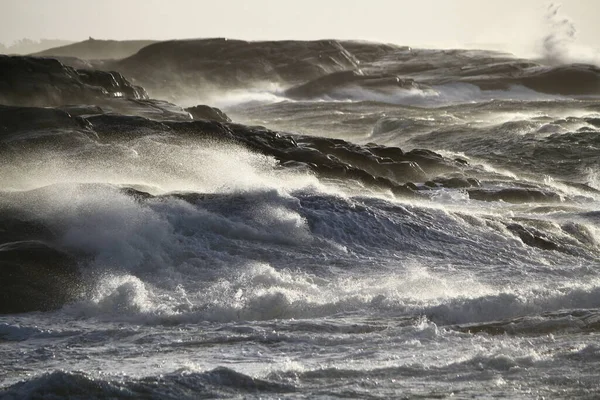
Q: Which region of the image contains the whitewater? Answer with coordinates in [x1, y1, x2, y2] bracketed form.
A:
[2, 20, 600, 400]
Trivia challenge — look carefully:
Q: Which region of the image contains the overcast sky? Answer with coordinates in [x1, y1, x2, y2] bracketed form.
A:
[0, 0, 598, 55]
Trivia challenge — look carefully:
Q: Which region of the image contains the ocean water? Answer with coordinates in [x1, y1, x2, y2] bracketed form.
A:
[1, 39, 600, 399]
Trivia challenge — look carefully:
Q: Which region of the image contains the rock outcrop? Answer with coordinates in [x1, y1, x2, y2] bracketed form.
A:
[0, 55, 148, 107]
[185, 105, 231, 123]
[0, 235, 83, 314]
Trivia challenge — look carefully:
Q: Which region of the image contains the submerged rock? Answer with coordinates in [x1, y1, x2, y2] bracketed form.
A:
[0, 105, 84, 134]
[432, 176, 481, 189]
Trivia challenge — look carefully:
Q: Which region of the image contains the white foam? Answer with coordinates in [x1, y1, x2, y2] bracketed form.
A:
[0, 140, 324, 195]
[174, 82, 568, 111]
[63, 260, 499, 324]
[176, 82, 290, 109]
[426, 281, 600, 325]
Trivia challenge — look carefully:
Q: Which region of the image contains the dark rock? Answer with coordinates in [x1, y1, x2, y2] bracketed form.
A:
[284, 70, 425, 100]
[468, 188, 561, 203]
[515, 64, 600, 96]
[380, 161, 427, 183]
[0, 214, 56, 244]
[59, 104, 105, 117]
[59, 100, 192, 122]
[405, 182, 419, 190]
[399, 149, 463, 176]
[0, 55, 147, 108]
[0, 104, 452, 199]
[85, 114, 170, 140]
[76, 68, 145, 99]
[505, 223, 559, 251]
[119, 187, 154, 201]
[433, 177, 480, 189]
[0, 105, 84, 134]
[185, 105, 231, 123]
[103, 99, 192, 121]
[467, 178, 482, 187]
[0, 240, 83, 314]
[0, 105, 94, 154]
[365, 144, 405, 159]
[113, 39, 364, 100]
[585, 117, 600, 128]
[452, 309, 600, 336]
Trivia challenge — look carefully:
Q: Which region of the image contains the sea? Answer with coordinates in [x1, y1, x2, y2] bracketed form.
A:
[1, 36, 600, 399]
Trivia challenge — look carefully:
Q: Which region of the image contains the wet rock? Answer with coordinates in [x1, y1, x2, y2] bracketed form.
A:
[505, 223, 559, 251]
[468, 188, 561, 203]
[380, 161, 427, 183]
[114, 39, 363, 99]
[585, 117, 600, 128]
[59, 104, 105, 117]
[0, 105, 84, 134]
[452, 309, 600, 336]
[0, 55, 147, 107]
[185, 105, 231, 123]
[0, 105, 448, 199]
[365, 144, 404, 159]
[0, 214, 56, 244]
[516, 64, 600, 96]
[0, 240, 82, 314]
[433, 177, 480, 189]
[284, 70, 424, 100]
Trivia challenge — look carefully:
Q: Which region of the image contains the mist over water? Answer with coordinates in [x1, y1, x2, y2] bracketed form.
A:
[536, 3, 600, 66]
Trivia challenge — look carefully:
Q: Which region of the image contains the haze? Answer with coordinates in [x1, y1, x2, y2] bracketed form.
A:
[0, 0, 598, 55]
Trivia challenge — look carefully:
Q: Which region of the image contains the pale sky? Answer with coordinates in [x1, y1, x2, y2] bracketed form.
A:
[0, 0, 598, 54]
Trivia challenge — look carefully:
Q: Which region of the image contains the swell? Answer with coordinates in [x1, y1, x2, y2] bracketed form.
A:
[2, 97, 600, 316]
[0, 368, 294, 399]
[2, 180, 599, 319]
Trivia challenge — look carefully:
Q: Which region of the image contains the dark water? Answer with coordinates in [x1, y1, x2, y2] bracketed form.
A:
[1, 39, 600, 399]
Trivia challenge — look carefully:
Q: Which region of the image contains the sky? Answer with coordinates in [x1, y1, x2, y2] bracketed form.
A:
[0, 0, 598, 55]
